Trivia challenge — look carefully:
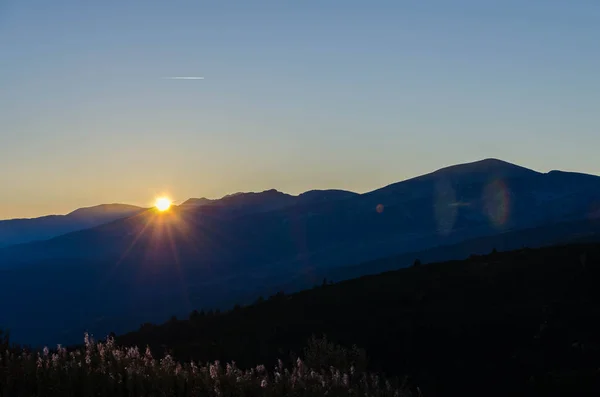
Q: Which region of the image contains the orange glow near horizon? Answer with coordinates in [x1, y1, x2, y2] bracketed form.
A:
[155, 197, 172, 211]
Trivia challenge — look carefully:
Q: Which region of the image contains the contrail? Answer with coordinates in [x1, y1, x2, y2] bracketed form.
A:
[164, 76, 205, 80]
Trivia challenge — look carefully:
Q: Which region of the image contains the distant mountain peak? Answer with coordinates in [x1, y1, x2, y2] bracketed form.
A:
[222, 192, 245, 199]
[425, 158, 540, 179]
[67, 203, 144, 217]
[181, 197, 213, 206]
[0, 203, 144, 248]
[298, 189, 359, 203]
[222, 189, 284, 199]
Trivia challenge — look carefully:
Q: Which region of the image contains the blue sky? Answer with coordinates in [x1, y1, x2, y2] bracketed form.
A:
[1, 0, 599, 218]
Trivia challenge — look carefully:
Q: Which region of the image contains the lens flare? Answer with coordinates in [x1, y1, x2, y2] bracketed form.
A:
[434, 179, 458, 235]
[483, 179, 510, 227]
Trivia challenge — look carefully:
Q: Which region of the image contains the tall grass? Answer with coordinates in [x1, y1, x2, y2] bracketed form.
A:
[0, 333, 412, 397]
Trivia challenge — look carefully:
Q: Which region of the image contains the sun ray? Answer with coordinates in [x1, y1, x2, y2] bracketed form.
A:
[95, 210, 157, 290]
[165, 220, 193, 312]
[92, 200, 232, 306]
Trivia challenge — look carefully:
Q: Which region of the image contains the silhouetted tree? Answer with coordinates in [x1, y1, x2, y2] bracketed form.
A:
[269, 291, 286, 301]
[139, 322, 154, 332]
[413, 258, 422, 267]
[0, 329, 9, 350]
[189, 310, 200, 321]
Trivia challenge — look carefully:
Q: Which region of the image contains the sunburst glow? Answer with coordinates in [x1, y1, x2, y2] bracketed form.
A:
[155, 197, 172, 211]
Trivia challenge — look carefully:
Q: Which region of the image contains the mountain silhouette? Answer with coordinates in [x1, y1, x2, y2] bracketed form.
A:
[180, 189, 358, 217]
[2, 158, 600, 346]
[181, 197, 213, 207]
[0, 203, 145, 248]
[420, 158, 539, 179]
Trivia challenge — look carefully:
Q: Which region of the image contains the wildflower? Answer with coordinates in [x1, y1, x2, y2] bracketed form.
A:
[160, 354, 175, 371]
[343, 373, 350, 388]
[209, 363, 218, 380]
[106, 336, 115, 350]
[126, 346, 140, 360]
[113, 349, 123, 361]
[43, 346, 49, 357]
[332, 368, 341, 384]
[144, 346, 154, 367]
[371, 374, 379, 388]
[261, 378, 268, 388]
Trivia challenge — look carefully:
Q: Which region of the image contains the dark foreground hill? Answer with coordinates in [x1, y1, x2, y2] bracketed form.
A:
[116, 242, 600, 397]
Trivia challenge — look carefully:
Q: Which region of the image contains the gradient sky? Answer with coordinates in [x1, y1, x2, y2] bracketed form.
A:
[1, 0, 599, 219]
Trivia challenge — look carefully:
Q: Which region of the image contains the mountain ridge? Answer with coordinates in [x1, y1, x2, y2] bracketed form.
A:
[5, 158, 597, 223]
[0, 203, 145, 248]
[67, 203, 145, 218]
[2, 158, 600, 346]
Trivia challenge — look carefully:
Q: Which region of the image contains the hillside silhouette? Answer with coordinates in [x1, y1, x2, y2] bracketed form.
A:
[115, 242, 600, 397]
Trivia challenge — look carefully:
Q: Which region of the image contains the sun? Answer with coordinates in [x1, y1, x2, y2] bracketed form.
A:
[155, 197, 172, 211]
